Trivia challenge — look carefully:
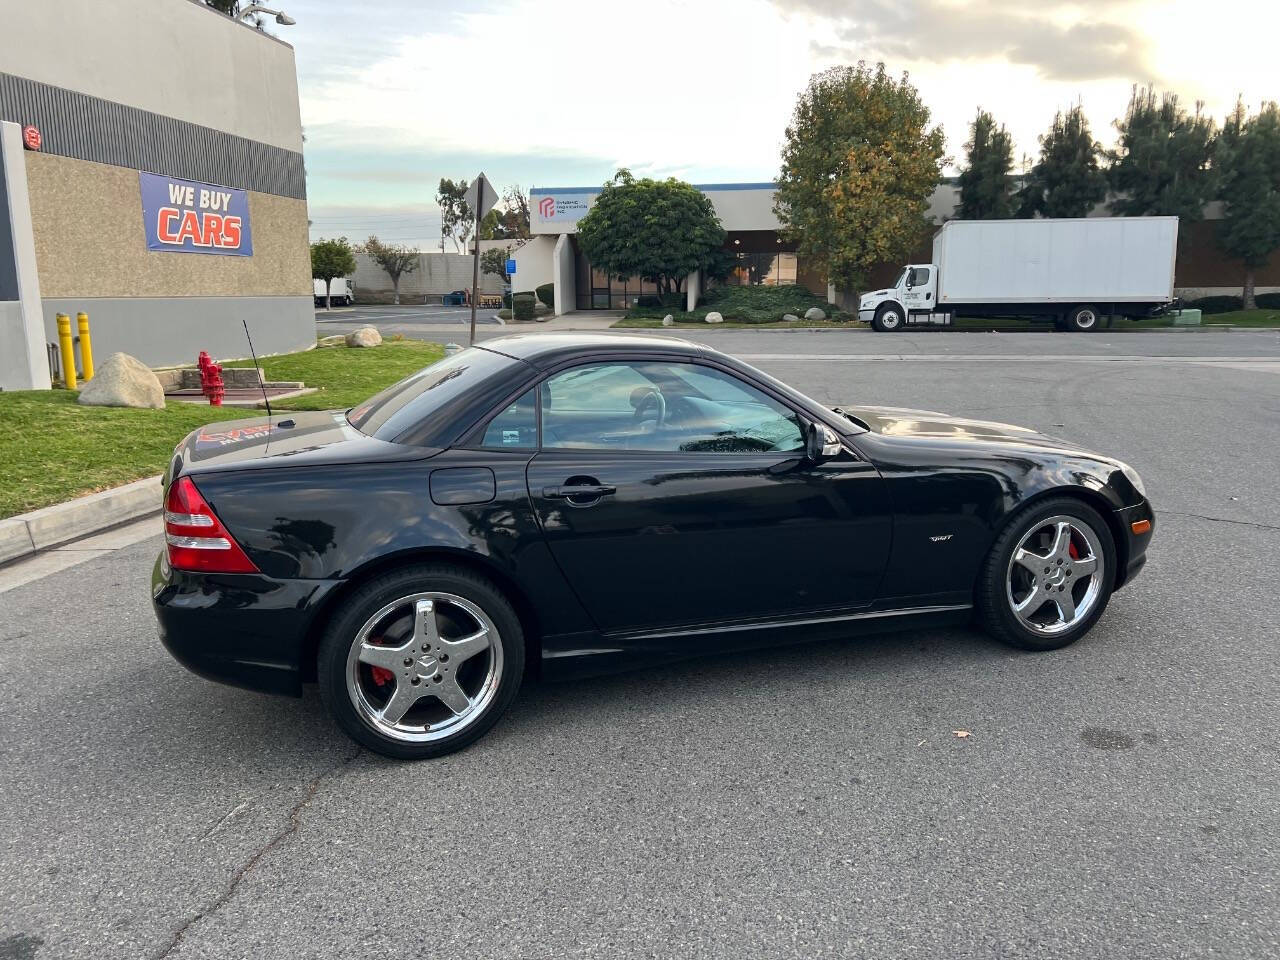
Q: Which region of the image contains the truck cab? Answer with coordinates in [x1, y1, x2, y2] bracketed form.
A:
[858, 265, 947, 331]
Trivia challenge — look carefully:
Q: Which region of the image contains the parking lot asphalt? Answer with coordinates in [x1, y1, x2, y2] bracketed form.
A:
[2, 332, 1278, 959]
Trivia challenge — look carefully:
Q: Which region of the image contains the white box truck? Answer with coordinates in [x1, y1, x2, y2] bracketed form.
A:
[858, 216, 1179, 332]
[314, 277, 354, 307]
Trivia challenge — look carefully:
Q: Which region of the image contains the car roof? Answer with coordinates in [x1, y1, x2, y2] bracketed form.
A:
[478, 332, 714, 369]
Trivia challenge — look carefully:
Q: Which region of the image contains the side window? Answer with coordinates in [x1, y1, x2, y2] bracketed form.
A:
[541, 361, 804, 454]
[909, 266, 931, 286]
[480, 388, 537, 448]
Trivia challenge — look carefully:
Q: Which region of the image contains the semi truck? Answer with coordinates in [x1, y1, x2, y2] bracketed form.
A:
[859, 216, 1179, 332]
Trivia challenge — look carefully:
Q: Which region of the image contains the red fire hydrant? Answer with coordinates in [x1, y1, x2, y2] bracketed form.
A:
[197, 351, 225, 406]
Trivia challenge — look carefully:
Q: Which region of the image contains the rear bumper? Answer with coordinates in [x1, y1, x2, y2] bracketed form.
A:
[1114, 501, 1155, 591]
[151, 553, 338, 696]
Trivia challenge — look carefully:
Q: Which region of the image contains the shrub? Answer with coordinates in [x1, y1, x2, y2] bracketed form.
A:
[496, 308, 512, 320]
[502, 292, 512, 308]
[1256, 293, 1280, 309]
[1185, 295, 1242, 314]
[512, 292, 535, 322]
[535, 283, 555, 308]
[626, 283, 848, 324]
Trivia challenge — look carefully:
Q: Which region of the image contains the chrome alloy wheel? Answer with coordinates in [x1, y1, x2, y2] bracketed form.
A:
[345, 592, 503, 744]
[1005, 515, 1106, 636]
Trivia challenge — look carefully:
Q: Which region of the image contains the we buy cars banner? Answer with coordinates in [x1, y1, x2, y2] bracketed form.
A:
[139, 172, 253, 256]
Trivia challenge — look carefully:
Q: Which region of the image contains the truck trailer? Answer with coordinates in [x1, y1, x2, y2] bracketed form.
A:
[859, 216, 1179, 332]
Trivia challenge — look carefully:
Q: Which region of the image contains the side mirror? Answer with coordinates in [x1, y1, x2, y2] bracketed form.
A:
[805, 420, 841, 462]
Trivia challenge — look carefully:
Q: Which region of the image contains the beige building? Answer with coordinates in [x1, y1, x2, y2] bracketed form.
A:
[0, 0, 313, 390]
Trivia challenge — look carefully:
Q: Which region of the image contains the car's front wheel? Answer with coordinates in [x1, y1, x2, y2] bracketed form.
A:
[977, 497, 1116, 651]
[318, 564, 525, 759]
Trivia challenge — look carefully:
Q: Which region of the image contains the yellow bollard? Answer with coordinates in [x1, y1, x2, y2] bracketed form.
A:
[76, 312, 94, 381]
[56, 313, 77, 389]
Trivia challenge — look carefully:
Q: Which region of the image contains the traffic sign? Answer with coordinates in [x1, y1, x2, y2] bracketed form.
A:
[463, 173, 497, 220]
[505, 258, 517, 275]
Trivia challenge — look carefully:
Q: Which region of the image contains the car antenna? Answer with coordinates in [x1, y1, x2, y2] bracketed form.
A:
[240, 316, 273, 421]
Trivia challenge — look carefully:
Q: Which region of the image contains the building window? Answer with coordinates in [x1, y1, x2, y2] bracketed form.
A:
[722, 252, 798, 286]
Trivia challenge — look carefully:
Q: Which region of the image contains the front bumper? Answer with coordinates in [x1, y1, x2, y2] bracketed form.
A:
[1114, 501, 1155, 591]
[858, 308, 874, 324]
[151, 552, 339, 696]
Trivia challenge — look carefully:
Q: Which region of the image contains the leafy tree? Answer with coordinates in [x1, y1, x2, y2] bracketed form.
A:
[1016, 105, 1108, 218]
[1215, 99, 1280, 309]
[576, 170, 727, 297]
[310, 237, 356, 310]
[956, 109, 1016, 219]
[436, 178, 472, 253]
[1109, 85, 1216, 226]
[480, 245, 513, 283]
[500, 185, 531, 238]
[774, 62, 946, 299]
[362, 235, 419, 305]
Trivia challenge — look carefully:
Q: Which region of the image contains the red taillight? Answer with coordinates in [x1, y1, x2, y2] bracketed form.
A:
[164, 476, 259, 574]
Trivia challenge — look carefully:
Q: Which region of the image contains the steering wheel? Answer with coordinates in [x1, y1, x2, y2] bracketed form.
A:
[631, 387, 666, 431]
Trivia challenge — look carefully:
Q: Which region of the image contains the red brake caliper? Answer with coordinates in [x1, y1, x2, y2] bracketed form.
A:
[1068, 539, 1080, 561]
[368, 636, 394, 687]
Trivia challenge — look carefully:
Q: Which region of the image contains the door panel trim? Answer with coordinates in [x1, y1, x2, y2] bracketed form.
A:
[609, 603, 972, 642]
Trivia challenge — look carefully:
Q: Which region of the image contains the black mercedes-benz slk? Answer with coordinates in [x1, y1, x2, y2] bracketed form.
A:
[152, 333, 1154, 759]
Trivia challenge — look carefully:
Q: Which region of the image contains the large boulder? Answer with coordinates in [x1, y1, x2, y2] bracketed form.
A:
[345, 326, 382, 347]
[803, 306, 827, 322]
[661, 314, 674, 327]
[77, 353, 165, 409]
[704, 311, 724, 324]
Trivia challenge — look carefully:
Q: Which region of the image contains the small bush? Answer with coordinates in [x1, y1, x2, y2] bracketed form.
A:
[513, 292, 535, 322]
[626, 283, 847, 324]
[502, 292, 512, 308]
[496, 308, 512, 320]
[1185, 295, 1242, 314]
[535, 283, 555, 308]
[1256, 293, 1280, 309]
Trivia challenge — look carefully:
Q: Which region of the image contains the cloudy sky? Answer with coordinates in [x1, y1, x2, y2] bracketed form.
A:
[289, 0, 1279, 250]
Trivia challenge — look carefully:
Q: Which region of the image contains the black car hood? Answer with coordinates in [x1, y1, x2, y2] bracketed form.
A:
[173, 410, 436, 476]
[835, 404, 1118, 461]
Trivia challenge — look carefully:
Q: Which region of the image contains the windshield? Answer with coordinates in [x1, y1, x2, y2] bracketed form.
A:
[347, 347, 519, 443]
[892, 267, 909, 289]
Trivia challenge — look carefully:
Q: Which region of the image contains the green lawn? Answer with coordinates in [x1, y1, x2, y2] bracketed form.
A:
[1200, 308, 1280, 327]
[0, 340, 443, 519]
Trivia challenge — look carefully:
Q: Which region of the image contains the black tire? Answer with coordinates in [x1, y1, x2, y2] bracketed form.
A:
[1065, 304, 1100, 332]
[976, 496, 1116, 651]
[318, 563, 525, 759]
[872, 303, 904, 332]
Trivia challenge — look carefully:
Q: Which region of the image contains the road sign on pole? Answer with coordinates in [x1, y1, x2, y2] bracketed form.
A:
[466, 172, 496, 346]
[505, 258, 517, 275]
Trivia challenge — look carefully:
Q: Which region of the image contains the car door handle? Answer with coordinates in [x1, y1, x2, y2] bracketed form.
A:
[542, 483, 616, 499]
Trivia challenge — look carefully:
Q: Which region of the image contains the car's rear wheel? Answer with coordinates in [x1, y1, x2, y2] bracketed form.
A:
[318, 564, 525, 759]
[977, 497, 1116, 651]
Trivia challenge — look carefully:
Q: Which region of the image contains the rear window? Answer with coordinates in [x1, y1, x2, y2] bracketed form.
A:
[347, 347, 518, 443]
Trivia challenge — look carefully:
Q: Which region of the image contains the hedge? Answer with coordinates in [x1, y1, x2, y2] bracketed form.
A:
[512, 292, 535, 322]
[535, 283, 555, 308]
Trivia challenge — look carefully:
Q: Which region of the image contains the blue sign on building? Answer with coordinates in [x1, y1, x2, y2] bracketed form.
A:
[139, 172, 253, 256]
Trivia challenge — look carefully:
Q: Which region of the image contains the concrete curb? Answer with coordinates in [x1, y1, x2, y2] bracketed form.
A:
[0, 475, 163, 566]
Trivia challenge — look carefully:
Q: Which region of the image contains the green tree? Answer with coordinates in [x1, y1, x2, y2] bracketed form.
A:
[480, 245, 513, 283]
[1215, 99, 1280, 309]
[576, 170, 727, 297]
[774, 62, 946, 299]
[956, 109, 1015, 219]
[1016, 105, 1108, 218]
[310, 237, 356, 310]
[436, 178, 472, 253]
[362, 235, 419, 305]
[1109, 85, 1216, 225]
